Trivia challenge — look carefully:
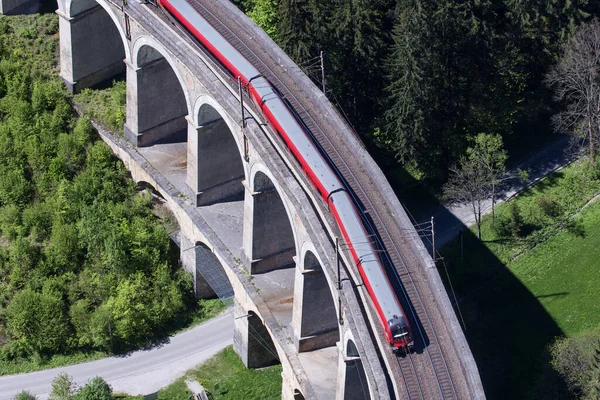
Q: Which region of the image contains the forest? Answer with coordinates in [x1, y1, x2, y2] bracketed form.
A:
[0, 14, 207, 370]
[236, 0, 600, 186]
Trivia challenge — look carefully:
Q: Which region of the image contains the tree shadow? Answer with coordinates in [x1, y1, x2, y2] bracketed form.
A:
[565, 219, 586, 238]
[532, 171, 565, 193]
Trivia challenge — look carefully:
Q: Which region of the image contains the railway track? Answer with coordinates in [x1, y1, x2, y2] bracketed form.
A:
[186, 1, 460, 399]
[143, 0, 470, 398]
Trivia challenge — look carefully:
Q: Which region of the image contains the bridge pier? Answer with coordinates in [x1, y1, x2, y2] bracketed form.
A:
[232, 299, 279, 369]
[336, 340, 369, 400]
[186, 107, 244, 206]
[241, 172, 295, 274]
[292, 251, 339, 352]
[58, 2, 125, 93]
[124, 47, 187, 147]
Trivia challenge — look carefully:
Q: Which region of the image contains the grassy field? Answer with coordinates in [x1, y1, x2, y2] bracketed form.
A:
[144, 346, 283, 400]
[441, 160, 600, 398]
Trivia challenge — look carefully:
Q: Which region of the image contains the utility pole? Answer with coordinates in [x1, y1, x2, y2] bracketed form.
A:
[238, 76, 246, 128]
[336, 237, 343, 326]
[431, 216, 436, 262]
[320, 51, 326, 94]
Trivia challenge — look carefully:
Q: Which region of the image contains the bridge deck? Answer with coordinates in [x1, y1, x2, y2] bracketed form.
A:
[181, 1, 480, 399]
[130, 0, 485, 397]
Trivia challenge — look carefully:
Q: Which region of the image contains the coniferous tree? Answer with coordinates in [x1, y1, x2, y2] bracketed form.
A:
[277, 0, 314, 64]
[327, 0, 395, 134]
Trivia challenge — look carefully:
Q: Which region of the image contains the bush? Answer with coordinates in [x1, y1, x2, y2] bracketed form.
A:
[49, 373, 77, 400]
[493, 202, 525, 238]
[12, 391, 36, 400]
[75, 377, 112, 400]
[537, 194, 562, 218]
[551, 327, 600, 399]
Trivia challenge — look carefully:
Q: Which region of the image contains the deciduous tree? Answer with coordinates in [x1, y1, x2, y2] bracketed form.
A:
[546, 19, 600, 163]
[443, 133, 507, 239]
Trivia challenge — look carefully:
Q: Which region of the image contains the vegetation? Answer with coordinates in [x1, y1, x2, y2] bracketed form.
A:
[546, 18, 600, 163]
[550, 327, 600, 399]
[441, 159, 600, 398]
[47, 374, 113, 400]
[238, 0, 600, 185]
[0, 14, 223, 375]
[443, 133, 507, 239]
[73, 82, 126, 136]
[154, 346, 282, 400]
[12, 392, 36, 400]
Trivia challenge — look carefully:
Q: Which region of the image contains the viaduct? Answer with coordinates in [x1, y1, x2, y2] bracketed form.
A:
[2, 0, 485, 398]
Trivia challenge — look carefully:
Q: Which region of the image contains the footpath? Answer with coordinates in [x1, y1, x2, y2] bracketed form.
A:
[419, 135, 573, 252]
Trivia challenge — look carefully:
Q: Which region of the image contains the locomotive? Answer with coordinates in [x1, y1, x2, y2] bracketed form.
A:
[157, 0, 414, 351]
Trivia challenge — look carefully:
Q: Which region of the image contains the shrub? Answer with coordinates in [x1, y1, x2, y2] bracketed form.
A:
[537, 194, 562, 218]
[75, 377, 112, 400]
[493, 202, 525, 238]
[508, 202, 525, 237]
[551, 327, 600, 399]
[12, 391, 36, 400]
[49, 373, 77, 400]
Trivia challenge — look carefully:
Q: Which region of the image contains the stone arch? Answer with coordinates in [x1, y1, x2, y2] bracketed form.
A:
[343, 339, 370, 400]
[234, 309, 280, 369]
[244, 164, 298, 274]
[292, 245, 339, 352]
[59, 0, 128, 93]
[125, 37, 191, 147]
[346, 339, 359, 358]
[186, 97, 247, 205]
[135, 180, 165, 201]
[192, 241, 234, 301]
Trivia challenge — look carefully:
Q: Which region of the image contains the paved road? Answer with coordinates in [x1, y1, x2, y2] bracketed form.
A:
[420, 135, 573, 251]
[0, 313, 233, 400]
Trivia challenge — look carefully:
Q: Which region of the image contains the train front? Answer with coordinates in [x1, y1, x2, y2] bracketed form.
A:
[388, 316, 414, 352]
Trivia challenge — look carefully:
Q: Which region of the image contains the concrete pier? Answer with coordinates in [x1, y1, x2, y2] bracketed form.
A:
[58, 2, 125, 93]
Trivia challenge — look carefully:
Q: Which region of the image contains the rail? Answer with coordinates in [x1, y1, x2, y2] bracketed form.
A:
[181, 1, 461, 398]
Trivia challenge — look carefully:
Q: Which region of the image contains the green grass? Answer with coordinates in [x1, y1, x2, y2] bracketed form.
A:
[155, 346, 282, 400]
[507, 203, 600, 336]
[441, 159, 600, 399]
[0, 351, 109, 376]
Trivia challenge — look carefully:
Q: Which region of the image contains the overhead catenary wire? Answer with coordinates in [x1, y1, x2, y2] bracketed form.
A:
[247, 321, 281, 362]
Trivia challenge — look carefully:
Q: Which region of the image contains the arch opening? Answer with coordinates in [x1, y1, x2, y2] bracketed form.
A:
[344, 339, 370, 400]
[188, 103, 245, 206]
[60, 0, 127, 93]
[295, 250, 339, 352]
[245, 310, 279, 368]
[191, 242, 234, 303]
[130, 44, 188, 146]
[250, 171, 296, 274]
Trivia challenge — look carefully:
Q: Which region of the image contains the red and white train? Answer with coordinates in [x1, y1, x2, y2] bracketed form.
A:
[158, 0, 414, 351]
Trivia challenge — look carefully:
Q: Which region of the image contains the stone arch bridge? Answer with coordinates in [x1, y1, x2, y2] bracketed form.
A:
[5, 0, 486, 398]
